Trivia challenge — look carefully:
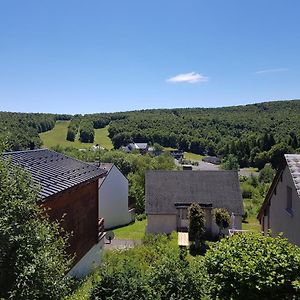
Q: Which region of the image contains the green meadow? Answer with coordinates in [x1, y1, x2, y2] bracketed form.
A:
[40, 121, 114, 150]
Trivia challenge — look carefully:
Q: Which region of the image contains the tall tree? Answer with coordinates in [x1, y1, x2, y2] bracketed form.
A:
[0, 156, 72, 299]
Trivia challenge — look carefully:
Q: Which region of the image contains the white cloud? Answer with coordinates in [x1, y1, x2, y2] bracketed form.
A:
[255, 68, 288, 74]
[166, 72, 209, 83]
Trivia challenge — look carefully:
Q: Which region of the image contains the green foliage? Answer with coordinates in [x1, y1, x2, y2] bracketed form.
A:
[240, 181, 255, 198]
[221, 154, 239, 170]
[66, 128, 76, 141]
[213, 208, 230, 232]
[90, 234, 208, 300]
[80, 121, 95, 143]
[0, 157, 72, 299]
[136, 213, 147, 221]
[0, 112, 71, 151]
[204, 233, 300, 300]
[259, 163, 275, 183]
[53, 148, 176, 213]
[268, 142, 294, 169]
[188, 203, 205, 245]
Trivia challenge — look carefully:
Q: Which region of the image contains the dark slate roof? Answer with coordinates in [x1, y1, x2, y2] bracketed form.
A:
[145, 170, 244, 215]
[3, 149, 107, 201]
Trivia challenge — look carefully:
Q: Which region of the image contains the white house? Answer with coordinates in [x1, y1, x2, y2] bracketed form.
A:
[98, 163, 134, 229]
[258, 154, 300, 246]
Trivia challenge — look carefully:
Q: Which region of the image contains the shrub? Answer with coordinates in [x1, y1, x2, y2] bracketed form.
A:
[204, 233, 300, 300]
[259, 163, 275, 183]
[136, 213, 146, 221]
[240, 182, 255, 198]
[188, 203, 205, 250]
[213, 208, 230, 235]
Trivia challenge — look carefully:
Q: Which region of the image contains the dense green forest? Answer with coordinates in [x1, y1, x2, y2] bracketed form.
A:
[0, 112, 71, 150]
[2, 100, 300, 168]
[106, 100, 300, 168]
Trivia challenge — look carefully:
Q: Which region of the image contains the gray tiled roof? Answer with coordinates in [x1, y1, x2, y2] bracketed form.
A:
[285, 154, 300, 197]
[3, 149, 107, 201]
[145, 170, 244, 215]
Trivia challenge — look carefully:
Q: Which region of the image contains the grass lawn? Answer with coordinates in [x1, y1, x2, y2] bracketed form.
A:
[184, 152, 204, 161]
[242, 216, 261, 232]
[40, 121, 114, 150]
[113, 219, 147, 240]
[94, 126, 114, 150]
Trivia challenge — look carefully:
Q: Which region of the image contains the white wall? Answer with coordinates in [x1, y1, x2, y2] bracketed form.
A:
[68, 238, 105, 278]
[147, 214, 177, 234]
[147, 212, 242, 236]
[99, 166, 132, 229]
[266, 166, 300, 246]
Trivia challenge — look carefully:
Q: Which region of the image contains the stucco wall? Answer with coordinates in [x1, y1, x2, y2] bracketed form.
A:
[265, 166, 300, 246]
[147, 214, 177, 234]
[68, 238, 105, 278]
[147, 211, 242, 235]
[98, 166, 131, 229]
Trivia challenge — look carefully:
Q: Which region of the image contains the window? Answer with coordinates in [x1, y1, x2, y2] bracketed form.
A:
[286, 186, 293, 215]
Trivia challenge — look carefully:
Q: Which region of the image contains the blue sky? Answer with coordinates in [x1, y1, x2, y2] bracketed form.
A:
[0, 1, 299, 114]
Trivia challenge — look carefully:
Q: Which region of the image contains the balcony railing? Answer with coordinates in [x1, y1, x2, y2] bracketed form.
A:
[98, 218, 105, 242]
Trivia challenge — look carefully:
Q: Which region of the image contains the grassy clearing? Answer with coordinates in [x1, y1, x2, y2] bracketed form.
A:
[94, 126, 114, 150]
[40, 121, 114, 150]
[163, 147, 177, 151]
[113, 219, 147, 240]
[184, 152, 204, 161]
[242, 216, 261, 232]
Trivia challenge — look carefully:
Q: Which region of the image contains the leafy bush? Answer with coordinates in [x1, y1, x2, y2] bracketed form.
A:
[90, 234, 208, 300]
[240, 182, 255, 198]
[136, 213, 146, 221]
[259, 163, 275, 183]
[0, 157, 72, 299]
[221, 154, 239, 170]
[204, 233, 300, 300]
[188, 203, 205, 242]
[213, 208, 230, 234]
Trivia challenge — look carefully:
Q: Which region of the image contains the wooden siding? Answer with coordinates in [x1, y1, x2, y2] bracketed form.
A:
[43, 180, 99, 265]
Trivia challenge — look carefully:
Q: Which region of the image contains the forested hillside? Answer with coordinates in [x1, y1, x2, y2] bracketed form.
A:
[105, 100, 300, 168]
[2, 100, 300, 168]
[0, 112, 71, 150]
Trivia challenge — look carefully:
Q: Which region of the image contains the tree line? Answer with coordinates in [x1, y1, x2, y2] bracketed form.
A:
[0, 112, 71, 151]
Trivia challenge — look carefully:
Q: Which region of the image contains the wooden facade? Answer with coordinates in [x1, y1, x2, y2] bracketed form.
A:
[43, 179, 99, 265]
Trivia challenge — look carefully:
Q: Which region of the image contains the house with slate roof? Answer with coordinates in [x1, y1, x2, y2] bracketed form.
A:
[145, 170, 244, 236]
[98, 163, 134, 229]
[258, 154, 300, 246]
[3, 149, 107, 278]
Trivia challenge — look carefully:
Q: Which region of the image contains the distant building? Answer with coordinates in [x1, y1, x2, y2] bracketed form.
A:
[3, 149, 107, 278]
[145, 170, 244, 236]
[258, 154, 300, 246]
[121, 142, 149, 154]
